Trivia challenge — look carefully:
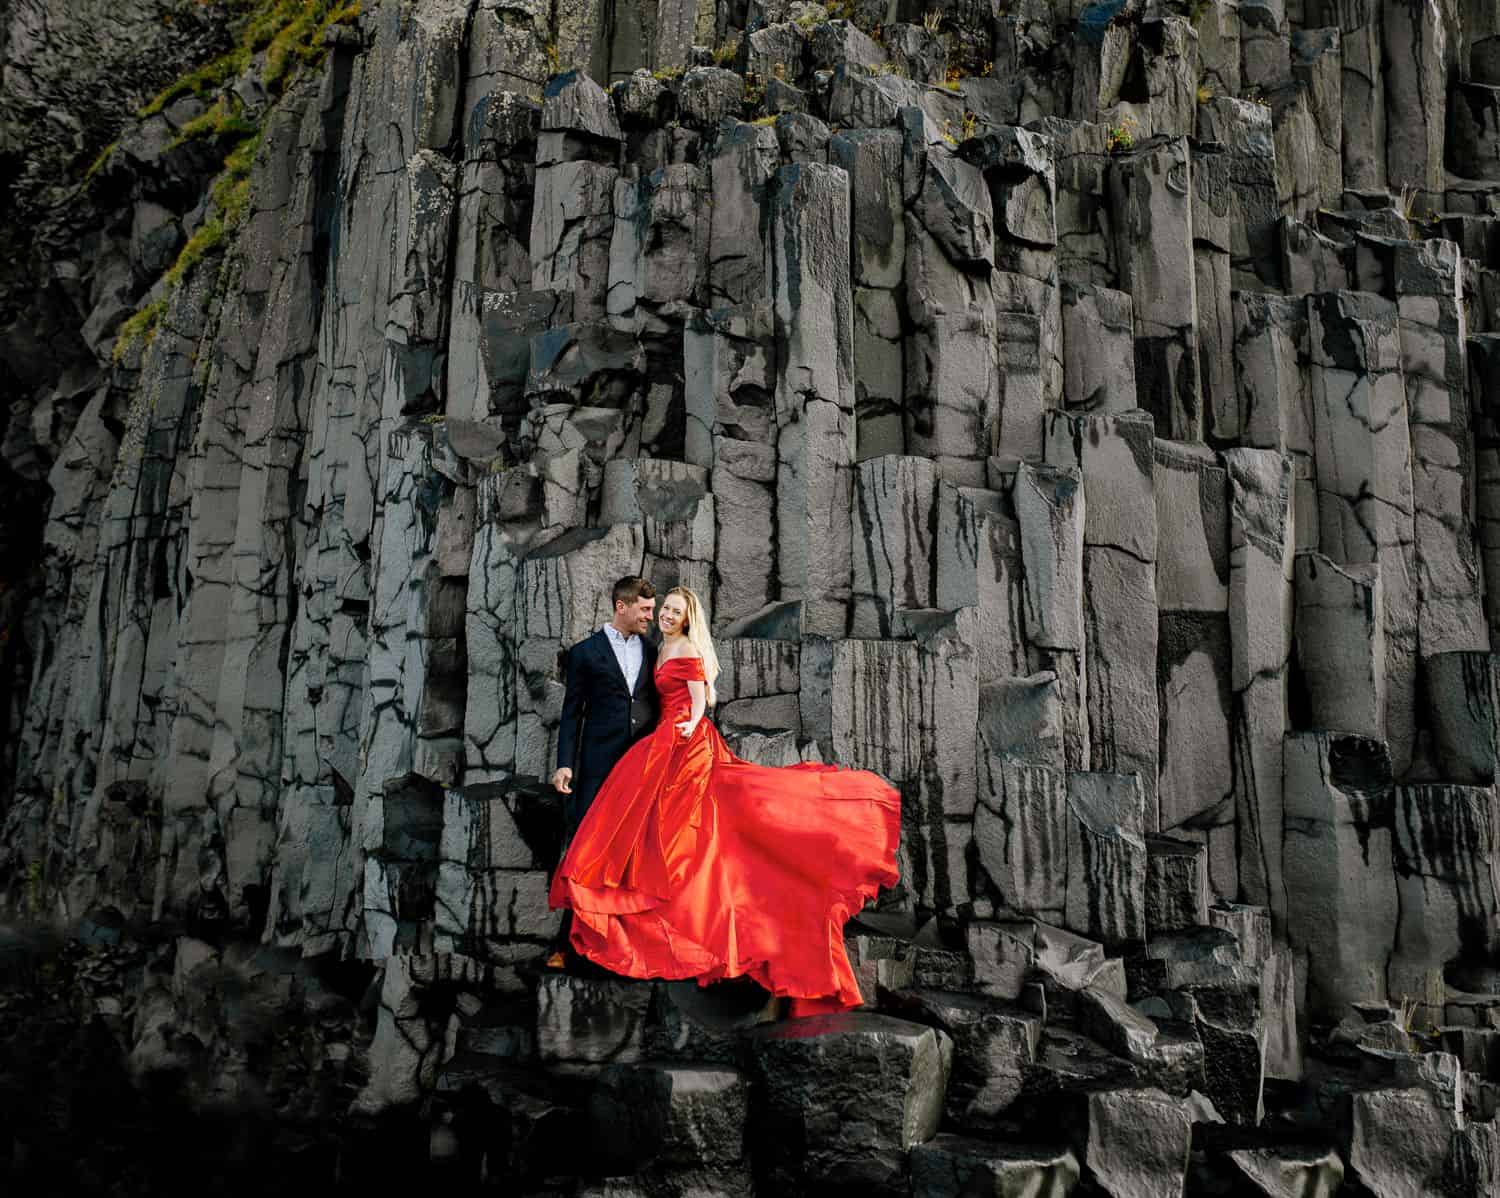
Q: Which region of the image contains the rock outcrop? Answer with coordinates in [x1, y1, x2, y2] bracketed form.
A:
[5, 0, 1500, 1192]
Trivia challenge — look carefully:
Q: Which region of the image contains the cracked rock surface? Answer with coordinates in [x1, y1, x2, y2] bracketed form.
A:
[6, 0, 1500, 1193]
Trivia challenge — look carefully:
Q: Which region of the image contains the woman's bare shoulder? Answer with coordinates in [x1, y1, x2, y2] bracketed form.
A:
[657, 649, 704, 663]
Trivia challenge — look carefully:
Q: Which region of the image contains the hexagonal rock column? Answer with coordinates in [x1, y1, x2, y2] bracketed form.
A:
[607, 160, 710, 332]
[1390, 784, 1500, 1008]
[1210, 903, 1303, 1083]
[1449, 82, 1500, 178]
[1146, 836, 1209, 933]
[935, 483, 1029, 684]
[1307, 290, 1418, 774]
[683, 305, 777, 630]
[355, 429, 455, 957]
[741, 1012, 951, 1198]
[1393, 243, 1487, 668]
[1230, 292, 1313, 494]
[1283, 732, 1398, 1019]
[1381, 1, 1447, 196]
[445, 91, 542, 423]
[1224, 449, 1294, 924]
[1155, 441, 1234, 892]
[975, 752, 1068, 922]
[1472, 336, 1500, 645]
[713, 634, 801, 738]
[831, 127, 906, 461]
[530, 72, 622, 324]
[831, 631, 972, 912]
[434, 781, 562, 964]
[1046, 411, 1158, 825]
[1423, 651, 1499, 784]
[881, 610, 982, 914]
[769, 162, 855, 637]
[1060, 282, 1136, 414]
[464, 477, 529, 784]
[1335, 0, 1386, 190]
[1014, 459, 1090, 773]
[1195, 1, 1241, 100]
[1293, 553, 1386, 738]
[599, 457, 715, 598]
[1066, 772, 1148, 948]
[967, 125, 1062, 442]
[1292, 29, 1344, 212]
[901, 112, 1001, 487]
[1240, 0, 1289, 90]
[1108, 136, 1202, 441]
[850, 455, 938, 637]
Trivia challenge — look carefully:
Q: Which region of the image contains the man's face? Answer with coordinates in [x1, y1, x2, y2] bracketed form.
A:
[617, 595, 655, 635]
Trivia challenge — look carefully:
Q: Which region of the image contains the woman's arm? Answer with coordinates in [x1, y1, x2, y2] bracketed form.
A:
[675, 679, 708, 740]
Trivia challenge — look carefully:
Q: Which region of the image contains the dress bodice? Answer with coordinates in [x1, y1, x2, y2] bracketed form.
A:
[654, 655, 706, 721]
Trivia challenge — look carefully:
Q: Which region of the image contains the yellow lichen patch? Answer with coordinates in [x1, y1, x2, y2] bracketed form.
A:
[112, 299, 169, 362]
[111, 2, 353, 363]
[137, 0, 360, 116]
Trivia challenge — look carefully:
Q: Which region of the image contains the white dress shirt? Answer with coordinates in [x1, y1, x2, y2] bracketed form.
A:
[602, 622, 644, 694]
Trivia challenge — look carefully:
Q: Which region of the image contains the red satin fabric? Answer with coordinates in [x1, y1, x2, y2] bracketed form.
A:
[548, 656, 902, 1010]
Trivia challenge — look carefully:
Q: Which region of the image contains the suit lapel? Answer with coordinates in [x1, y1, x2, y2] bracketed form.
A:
[595, 628, 632, 695]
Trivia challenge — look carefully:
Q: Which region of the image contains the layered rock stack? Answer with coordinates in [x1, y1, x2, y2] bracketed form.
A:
[6, 0, 1500, 1192]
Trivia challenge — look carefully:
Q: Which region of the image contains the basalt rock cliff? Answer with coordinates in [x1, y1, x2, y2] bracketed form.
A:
[5, 0, 1500, 1194]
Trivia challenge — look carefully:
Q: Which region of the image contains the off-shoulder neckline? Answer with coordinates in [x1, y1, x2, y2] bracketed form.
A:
[656, 654, 703, 667]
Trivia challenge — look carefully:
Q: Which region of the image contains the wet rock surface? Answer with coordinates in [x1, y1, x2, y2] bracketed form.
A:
[5, 0, 1500, 1194]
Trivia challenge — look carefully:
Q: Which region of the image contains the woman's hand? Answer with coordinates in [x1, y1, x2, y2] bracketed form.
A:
[679, 677, 707, 741]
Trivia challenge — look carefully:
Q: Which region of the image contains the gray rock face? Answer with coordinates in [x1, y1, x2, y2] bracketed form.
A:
[910, 1134, 1080, 1198]
[742, 1012, 951, 1196]
[8, 0, 1500, 1192]
[1228, 1143, 1344, 1197]
[1283, 733, 1398, 1018]
[1080, 1088, 1192, 1198]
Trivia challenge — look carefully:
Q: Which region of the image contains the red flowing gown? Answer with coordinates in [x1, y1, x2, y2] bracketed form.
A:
[548, 656, 902, 1011]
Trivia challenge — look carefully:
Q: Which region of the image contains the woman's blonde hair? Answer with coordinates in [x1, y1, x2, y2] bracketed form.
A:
[666, 586, 720, 706]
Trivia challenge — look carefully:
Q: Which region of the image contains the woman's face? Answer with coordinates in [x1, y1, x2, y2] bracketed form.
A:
[658, 594, 689, 636]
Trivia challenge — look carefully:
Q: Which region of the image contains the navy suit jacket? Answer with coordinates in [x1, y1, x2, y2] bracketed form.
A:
[555, 629, 660, 831]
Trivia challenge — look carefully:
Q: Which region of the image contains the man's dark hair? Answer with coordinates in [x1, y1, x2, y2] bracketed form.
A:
[612, 576, 656, 607]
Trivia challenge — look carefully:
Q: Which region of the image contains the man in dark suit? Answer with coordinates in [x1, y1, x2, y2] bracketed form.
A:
[551, 575, 660, 839]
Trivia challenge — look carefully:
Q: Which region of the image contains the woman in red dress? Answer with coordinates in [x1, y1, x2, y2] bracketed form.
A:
[548, 586, 902, 1012]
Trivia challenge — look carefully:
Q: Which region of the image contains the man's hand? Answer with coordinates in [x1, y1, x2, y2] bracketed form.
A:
[674, 719, 698, 741]
[551, 767, 573, 794]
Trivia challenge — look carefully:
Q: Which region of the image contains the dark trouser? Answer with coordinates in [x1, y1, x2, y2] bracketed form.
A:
[562, 771, 604, 845]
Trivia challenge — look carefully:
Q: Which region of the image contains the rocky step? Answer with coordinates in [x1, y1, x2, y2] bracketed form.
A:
[911, 1133, 1081, 1198]
[574, 1164, 753, 1198]
[430, 1055, 595, 1184]
[587, 1060, 749, 1174]
[882, 988, 1042, 1134]
[533, 969, 784, 1069]
[965, 917, 1126, 1004]
[739, 1011, 951, 1198]
[646, 976, 783, 1064]
[455, 992, 537, 1060]
[1186, 1125, 1346, 1198]
[1222, 1144, 1345, 1198]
